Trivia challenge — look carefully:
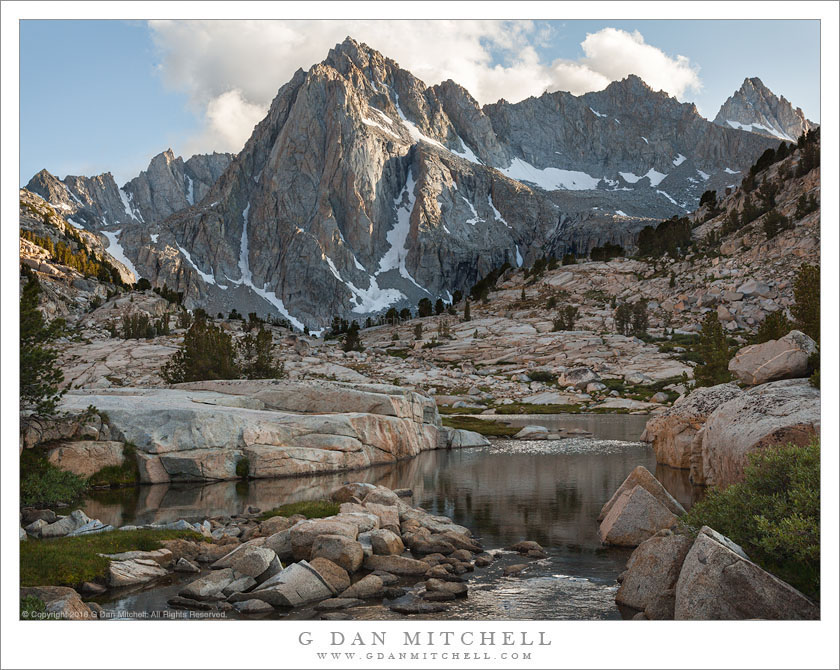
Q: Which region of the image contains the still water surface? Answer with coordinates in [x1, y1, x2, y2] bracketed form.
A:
[89, 415, 701, 620]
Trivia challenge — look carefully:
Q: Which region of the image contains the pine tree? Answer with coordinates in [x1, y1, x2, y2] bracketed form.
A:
[417, 298, 433, 317]
[694, 312, 732, 387]
[161, 314, 239, 383]
[463, 299, 471, 322]
[434, 298, 444, 315]
[240, 326, 284, 379]
[632, 300, 649, 337]
[413, 323, 423, 340]
[20, 272, 65, 415]
[342, 321, 363, 352]
[792, 263, 819, 342]
[614, 302, 633, 336]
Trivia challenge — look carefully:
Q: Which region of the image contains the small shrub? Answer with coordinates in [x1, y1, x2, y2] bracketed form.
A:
[681, 441, 820, 599]
[88, 443, 140, 488]
[527, 370, 557, 384]
[235, 457, 250, 479]
[754, 311, 793, 344]
[20, 450, 87, 507]
[20, 595, 47, 619]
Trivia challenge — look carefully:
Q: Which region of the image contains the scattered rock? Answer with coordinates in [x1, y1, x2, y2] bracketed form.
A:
[309, 557, 351, 593]
[363, 554, 430, 576]
[729, 330, 818, 386]
[341, 574, 385, 599]
[232, 599, 274, 614]
[20, 586, 93, 620]
[180, 568, 238, 601]
[599, 486, 678, 547]
[369, 528, 405, 555]
[513, 425, 549, 440]
[598, 466, 685, 521]
[311, 534, 364, 573]
[616, 531, 693, 615]
[174, 557, 201, 573]
[675, 527, 818, 620]
[243, 560, 336, 608]
[390, 600, 449, 615]
[503, 564, 527, 576]
[641, 384, 741, 469]
[315, 597, 365, 611]
[691, 379, 820, 487]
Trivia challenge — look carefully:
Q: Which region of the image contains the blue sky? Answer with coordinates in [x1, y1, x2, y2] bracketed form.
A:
[20, 19, 821, 186]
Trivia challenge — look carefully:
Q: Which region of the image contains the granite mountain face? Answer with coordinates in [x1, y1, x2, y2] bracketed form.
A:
[25, 37, 789, 330]
[713, 76, 817, 142]
[26, 150, 233, 231]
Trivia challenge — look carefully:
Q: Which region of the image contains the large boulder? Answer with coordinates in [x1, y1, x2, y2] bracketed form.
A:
[230, 546, 279, 579]
[641, 384, 741, 469]
[675, 527, 819, 620]
[560, 367, 600, 390]
[598, 466, 685, 522]
[290, 519, 358, 560]
[513, 425, 549, 440]
[728, 331, 818, 386]
[243, 560, 336, 608]
[211, 538, 267, 569]
[443, 427, 490, 448]
[311, 534, 364, 573]
[46, 441, 126, 478]
[59, 381, 441, 484]
[363, 503, 400, 533]
[309, 557, 351, 593]
[369, 529, 405, 555]
[690, 379, 820, 487]
[615, 531, 693, 617]
[39, 510, 94, 539]
[331, 482, 377, 503]
[599, 486, 678, 547]
[341, 574, 384, 599]
[20, 586, 93, 620]
[179, 568, 239, 601]
[363, 554, 430, 576]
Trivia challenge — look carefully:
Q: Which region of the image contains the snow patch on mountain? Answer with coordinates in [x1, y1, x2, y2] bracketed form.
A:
[101, 229, 138, 280]
[177, 242, 218, 286]
[500, 157, 600, 191]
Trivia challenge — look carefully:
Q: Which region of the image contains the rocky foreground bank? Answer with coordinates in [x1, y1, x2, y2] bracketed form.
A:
[20, 483, 548, 620]
[596, 466, 818, 620]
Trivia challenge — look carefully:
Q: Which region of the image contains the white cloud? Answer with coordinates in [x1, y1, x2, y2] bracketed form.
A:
[149, 21, 701, 157]
[547, 28, 701, 98]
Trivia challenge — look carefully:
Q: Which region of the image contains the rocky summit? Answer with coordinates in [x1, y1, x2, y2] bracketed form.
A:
[713, 77, 818, 143]
[24, 37, 785, 330]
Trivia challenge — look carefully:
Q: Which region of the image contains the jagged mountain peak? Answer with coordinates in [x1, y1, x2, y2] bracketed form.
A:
[26, 39, 793, 332]
[713, 77, 816, 142]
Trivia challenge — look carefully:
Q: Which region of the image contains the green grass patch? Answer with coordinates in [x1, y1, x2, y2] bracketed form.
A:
[258, 500, 339, 521]
[19, 529, 203, 588]
[441, 415, 519, 437]
[20, 595, 46, 619]
[494, 403, 583, 415]
[235, 456, 250, 479]
[87, 443, 140, 488]
[20, 449, 88, 507]
[681, 441, 820, 600]
[385, 348, 410, 359]
[437, 405, 484, 415]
